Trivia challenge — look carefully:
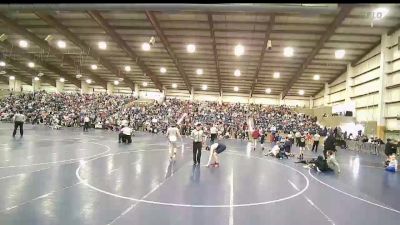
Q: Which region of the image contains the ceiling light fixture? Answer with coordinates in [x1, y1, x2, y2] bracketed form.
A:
[57, 40, 66, 49]
[9, 75, 15, 80]
[202, 84, 208, 90]
[0, 61, 5, 67]
[372, 7, 389, 20]
[172, 83, 177, 89]
[186, 44, 196, 53]
[196, 68, 203, 75]
[160, 67, 167, 74]
[273, 72, 280, 79]
[98, 41, 107, 50]
[124, 66, 131, 72]
[143, 82, 148, 87]
[283, 47, 294, 57]
[299, 90, 305, 95]
[313, 74, 320, 80]
[19, 40, 28, 48]
[234, 86, 239, 92]
[91, 64, 98, 70]
[28, 62, 35, 68]
[234, 69, 241, 77]
[265, 88, 272, 94]
[76, 74, 82, 78]
[86, 79, 92, 84]
[114, 80, 119, 85]
[34, 77, 40, 81]
[335, 49, 345, 59]
[142, 42, 151, 51]
[59, 77, 65, 82]
[234, 44, 244, 56]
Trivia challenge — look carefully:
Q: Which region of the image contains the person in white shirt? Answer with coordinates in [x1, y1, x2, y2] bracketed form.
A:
[166, 122, 183, 161]
[119, 125, 132, 144]
[206, 142, 227, 168]
[83, 115, 90, 132]
[312, 133, 321, 153]
[12, 110, 26, 137]
[191, 123, 205, 166]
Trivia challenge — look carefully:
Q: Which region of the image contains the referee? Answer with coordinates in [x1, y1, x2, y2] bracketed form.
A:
[12, 110, 26, 138]
[191, 123, 205, 166]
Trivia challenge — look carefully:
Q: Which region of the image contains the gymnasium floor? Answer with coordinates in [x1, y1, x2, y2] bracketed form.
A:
[0, 124, 399, 225]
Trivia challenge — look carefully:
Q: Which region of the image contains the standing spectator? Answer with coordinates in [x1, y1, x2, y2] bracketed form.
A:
[12, 110, 26, 138]
[210, 124, 218, 145]
[295, 130, 301, 147]
[312, 132, 320, 153]
[191, 123, 204, 166]
[252, 127, 261, 151]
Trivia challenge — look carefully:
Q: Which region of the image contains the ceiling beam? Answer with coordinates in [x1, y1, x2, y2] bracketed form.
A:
[250, 14, 275, 97]
[145, 11, 192, 93]
[5, 58, 56, 86]
[0, 40, 81, 87]
[87, 10, 163, 91]
[207, 13, 222, 96]
[281, 5, 354, 99]
[0, 13, 107, 89]
[4, 69, 33, 85]
[34, 12, 134, 90]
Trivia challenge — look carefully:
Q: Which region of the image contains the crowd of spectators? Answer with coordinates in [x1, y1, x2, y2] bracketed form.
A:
[0, 91, 323, 139]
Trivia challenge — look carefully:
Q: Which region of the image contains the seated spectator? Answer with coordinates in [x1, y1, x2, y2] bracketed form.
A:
[385, 154, 398, 172]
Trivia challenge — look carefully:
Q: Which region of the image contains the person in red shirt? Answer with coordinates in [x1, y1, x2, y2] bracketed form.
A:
[252, 127, 261, 151]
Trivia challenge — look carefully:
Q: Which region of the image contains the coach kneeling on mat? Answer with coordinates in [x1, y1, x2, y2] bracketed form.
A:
[119, 125, 132, 144]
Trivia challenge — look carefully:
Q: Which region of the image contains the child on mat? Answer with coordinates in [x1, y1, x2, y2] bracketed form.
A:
[206, 142, 227, 168]
[385, 154, 398, 173]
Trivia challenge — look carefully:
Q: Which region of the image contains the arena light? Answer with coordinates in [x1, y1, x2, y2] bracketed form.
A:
[28, 62, 35, 68]
[98, 41, 107, 50]
[19, 40, 28, 48]
[234, 69, 241, 77]
[299, 90, 305, 95]
[234, 86, 239, 92]
[76, 74, 82, 78]
[201, 84, 208, 90]
[283, 47, 294, 57]
[160, 67, 167, 74]
[273, 72, 280, 79]
[142, 42, 151, 51]
[114, 80, 119, 85]
[172, 83, 177, 88]
[335, 49, 345, 59]
[124, 66, 131, 72]
[265, 88, 272, 94]
[34, 77, 40, 81]
[196, 68, 203, 75]
[142, 82, 148, 87]
[57, 40, 66, 49]
[86, 79, 92, 84]
[234, 44, 244, 56]
[9, 75, 15, 80]
[59, 77, 65, 82]
[0, 61, 5, 67]
[313, 74, 320, 80]
[186, 44, 196, 53]
[91, 64, 98, 70]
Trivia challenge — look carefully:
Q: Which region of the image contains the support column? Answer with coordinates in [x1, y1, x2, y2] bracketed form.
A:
[218, 91, 223, 104]
[9, 78, 22, 92]
[345, 63, 353, 103]
[190, 87, 194, 101]
[161, 86, 167, 102]
[309, 96, 314, 109]
[377, 33, 389, 139]
[134, 83, 139, 98]
[107, 82, 114, 95]
[32, 78, 41, 93]
[81, 80, 90, 94]
[323, 82, 330, 106]
[56, 80, 64, 93]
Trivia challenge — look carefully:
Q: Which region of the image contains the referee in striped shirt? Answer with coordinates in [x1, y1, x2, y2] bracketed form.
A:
[12, 110, 26, 138]
[191, 123, 205, 166]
